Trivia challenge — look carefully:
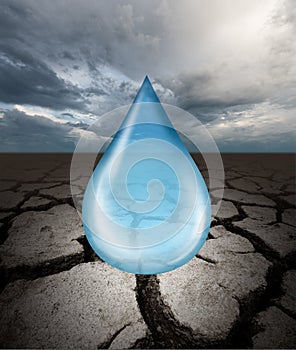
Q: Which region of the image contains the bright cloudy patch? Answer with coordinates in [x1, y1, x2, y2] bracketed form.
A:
[0, 0, 295, 152]
[207, 102, 296, 152]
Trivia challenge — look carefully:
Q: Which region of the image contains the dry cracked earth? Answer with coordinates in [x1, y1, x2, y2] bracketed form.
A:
[0, 153, 295, 349]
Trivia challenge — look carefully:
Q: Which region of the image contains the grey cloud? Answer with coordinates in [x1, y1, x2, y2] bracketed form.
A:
[165, 71, 265, 113]
[0, 45, 86, 110]
[62, 112, 74, 117]
[84, 87, 107, 97]
[0, 0, 163, 79]
[60, 51, 76, 60]
[0, 109, 80, 152]
[0, 2, 30, 41]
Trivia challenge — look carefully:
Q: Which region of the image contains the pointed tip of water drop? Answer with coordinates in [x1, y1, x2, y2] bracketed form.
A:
[118, 75, 174, 130]
[133, 75, 160, 104]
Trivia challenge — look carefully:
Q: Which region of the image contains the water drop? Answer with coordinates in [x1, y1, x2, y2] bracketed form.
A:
[82, 76, 211, 274]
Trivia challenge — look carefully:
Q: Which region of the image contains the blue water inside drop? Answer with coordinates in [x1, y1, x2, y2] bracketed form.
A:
[82, 76, 211, 274]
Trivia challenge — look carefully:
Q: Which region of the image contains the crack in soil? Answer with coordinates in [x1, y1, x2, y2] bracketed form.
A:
[76, 235, 103, 263]
[223, 221, 279, 261]
[136, 274, 200, 348]
[97, 323, 130, 349]
[0, 252, 85, 293]
[196, 254, 217, 264]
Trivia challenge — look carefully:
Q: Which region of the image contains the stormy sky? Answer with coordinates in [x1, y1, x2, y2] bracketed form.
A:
[0, 0, 295, 152]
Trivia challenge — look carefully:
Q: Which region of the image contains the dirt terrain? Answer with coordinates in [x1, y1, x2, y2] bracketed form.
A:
[0, 153, 295, 349]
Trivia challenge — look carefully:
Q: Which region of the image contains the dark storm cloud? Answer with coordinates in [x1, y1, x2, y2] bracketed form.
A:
[165, 71, 265, 113]
[0, 109, 80, 152]
[0, 45, 86, 110]
[0, 2, 30, 40]
[84, 87, 107, 97]
[0, 0, 163, 79]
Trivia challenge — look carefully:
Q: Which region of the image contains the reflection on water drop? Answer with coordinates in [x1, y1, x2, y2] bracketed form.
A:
[82, 76, 211, 274]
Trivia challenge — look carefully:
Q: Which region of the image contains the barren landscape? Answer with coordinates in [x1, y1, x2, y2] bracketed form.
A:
[0, 153, 295, 349]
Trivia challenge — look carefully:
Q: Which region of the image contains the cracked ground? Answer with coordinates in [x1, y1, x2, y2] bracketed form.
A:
[0, 153, 295, 349]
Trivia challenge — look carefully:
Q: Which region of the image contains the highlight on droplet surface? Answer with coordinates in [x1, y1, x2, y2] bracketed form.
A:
[80, 76, 212, 274]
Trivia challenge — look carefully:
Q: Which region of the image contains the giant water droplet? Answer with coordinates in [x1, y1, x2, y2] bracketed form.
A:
[82, 76, 211, 274]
